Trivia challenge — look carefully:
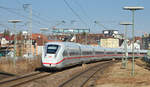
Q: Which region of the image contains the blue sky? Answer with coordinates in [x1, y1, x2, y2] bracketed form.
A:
[0, 0, 149, 36]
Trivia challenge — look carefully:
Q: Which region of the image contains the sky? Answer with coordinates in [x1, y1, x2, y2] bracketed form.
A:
[0, 0, 149, 37]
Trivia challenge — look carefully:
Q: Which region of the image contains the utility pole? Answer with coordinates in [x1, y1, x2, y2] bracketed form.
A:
[23, 4, 32, 56]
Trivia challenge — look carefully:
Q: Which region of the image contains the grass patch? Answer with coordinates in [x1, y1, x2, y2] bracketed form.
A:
[0, 56, 42, 75]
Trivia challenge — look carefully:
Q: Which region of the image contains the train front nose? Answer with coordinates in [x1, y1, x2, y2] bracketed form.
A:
[42, 44, 60, 68]
[42, 54, 57, 67]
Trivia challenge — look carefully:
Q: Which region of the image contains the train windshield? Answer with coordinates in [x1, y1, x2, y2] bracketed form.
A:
[47, 45, 59, 54]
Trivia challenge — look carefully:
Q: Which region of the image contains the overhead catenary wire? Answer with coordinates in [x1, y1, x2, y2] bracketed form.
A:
[0, 6, 49, 27]
[32, 9, 53, 23]
[72, 0, 92, 29]
[63, 0, 88, 27]
[0, 5, 51, 26]
[72, 0, 89, 20]
[23, 7, 53, 24]
[94, 21, 108, 30]
[14, 0, 53, 24]
[0, 6, 53, 33]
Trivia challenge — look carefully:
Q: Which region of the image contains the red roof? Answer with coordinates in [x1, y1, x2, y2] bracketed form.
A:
[0, 33, 3, 37]
[32, 33, 61, 46]
[4, 35, 14, 41]
[32, 33, 42, 40]
[135, 36, 142, 41]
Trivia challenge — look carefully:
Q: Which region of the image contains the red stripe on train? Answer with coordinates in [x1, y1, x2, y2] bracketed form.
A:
[42, 54, 144, 65]
[43, 59, 65, 64]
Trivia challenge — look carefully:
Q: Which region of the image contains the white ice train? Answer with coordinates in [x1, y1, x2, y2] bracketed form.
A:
[42, 42, 147, 69]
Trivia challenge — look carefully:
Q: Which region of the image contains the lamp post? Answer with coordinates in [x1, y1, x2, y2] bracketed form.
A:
[8, 20, 21, 66]
[120, 22, 132, 69]
[123, 6, 144, 76]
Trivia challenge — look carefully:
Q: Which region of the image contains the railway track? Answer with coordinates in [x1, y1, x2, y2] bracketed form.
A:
[59, 61, 115, 87]
[0, 71, 15, 80]
[135, 59, 150, 70]
[0, 71, 53, 87]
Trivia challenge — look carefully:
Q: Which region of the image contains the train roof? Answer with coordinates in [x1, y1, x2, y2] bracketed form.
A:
[45, 42, 81, 46]
[45, 42, 148, 53]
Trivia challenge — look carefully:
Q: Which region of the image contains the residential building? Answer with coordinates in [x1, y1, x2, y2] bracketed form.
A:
[142, 34, 150, 49]
[100, 38, 119, 48]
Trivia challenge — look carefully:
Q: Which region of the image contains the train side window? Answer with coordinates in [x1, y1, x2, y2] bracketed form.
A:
[92, 49, 95, 55]
[63, 50, 68, 57]
[82, 51, 88, 55]
[69, 49, 80, 56]
[88, 51, 92, 55]
[107, 52, 115, 54]
[128, 52, 132, 54]
[82, 51, 93, 55]
[82, 51, 86, 55]
[69, 51, 74, 56]
[118, 52, 122, 54]
[95, 51, 104, 55]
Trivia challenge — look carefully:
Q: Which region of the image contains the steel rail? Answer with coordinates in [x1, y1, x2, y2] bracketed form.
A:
[0, 71, 16, 80]
[59, 61, 114, 87]
[0, 72, 16, 77]
[0, 71, 53, 87]
[135, 60, 150, 70]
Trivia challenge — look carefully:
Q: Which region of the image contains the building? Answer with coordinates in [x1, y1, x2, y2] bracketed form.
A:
[142, 34, 150, 49]
[103, 30, 119, 37]
[128, 42, 140, 50]
[32, 33, 62, 56]
[100, 38, 119, 48]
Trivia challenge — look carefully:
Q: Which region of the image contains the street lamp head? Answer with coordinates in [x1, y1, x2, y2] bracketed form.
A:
[120, 22, 133, 25]
[8, 20, 21, 23]
[123, 6, 144, 10]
